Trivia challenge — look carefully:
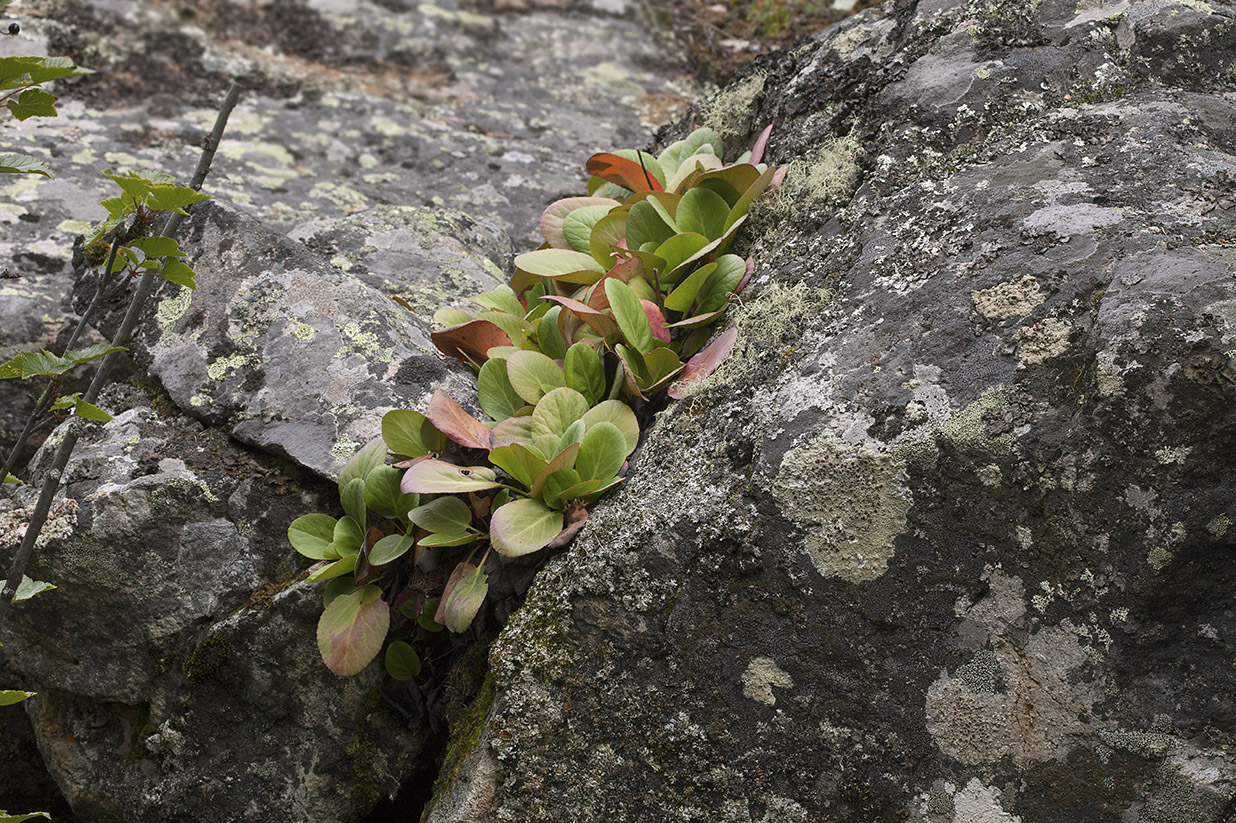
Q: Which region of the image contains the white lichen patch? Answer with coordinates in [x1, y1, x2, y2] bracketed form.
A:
[774, 432, 912, 583]
[928, 568, 1103, 766]
[0, 497, 80, 552]
[1155, 446, 1192, 465]
[1207, 514, 1232, 538]
[1015, 317, 1072, 364]
[971, 275, 1047, 320]
[741, 657, 794, 706]
[951, 778, 1022, 823]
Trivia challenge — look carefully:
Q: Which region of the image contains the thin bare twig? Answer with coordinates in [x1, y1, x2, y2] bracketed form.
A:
[0, 81, 243, 625]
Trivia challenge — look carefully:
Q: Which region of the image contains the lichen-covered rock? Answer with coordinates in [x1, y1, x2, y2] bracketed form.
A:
[75, 201, 490, 478]
[428, 1, 1236, 820]
[0, 384, 427, 821]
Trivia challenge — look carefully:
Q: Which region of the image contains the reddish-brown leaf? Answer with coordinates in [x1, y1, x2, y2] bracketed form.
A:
[668, 326, 738, 399]
[586, 152, 663, 193]
[586, 257, 643, 312]
[425, 391, 493, 450]
[734, 257, 755, 296]
[434, 561, 476, 625]
[542, 295, 620, 338]
[640, 299, 671, 344]
[431, 319, 512, 366]
[749, 124, 773, 166]
[545, 501, 589, 550]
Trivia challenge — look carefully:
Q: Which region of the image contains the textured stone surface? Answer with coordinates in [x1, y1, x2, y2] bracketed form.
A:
[0, 384, 427, 822]
[428, 0, 1236, 820]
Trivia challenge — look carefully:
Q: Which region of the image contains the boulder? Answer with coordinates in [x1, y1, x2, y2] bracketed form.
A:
[427, 1, 1236, 821]
[0, 384, 428, 821]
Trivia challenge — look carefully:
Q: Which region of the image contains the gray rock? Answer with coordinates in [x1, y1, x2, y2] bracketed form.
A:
[76, 201, 489, 479]
[0, 384, 427, 821]
[427, 1, 1236, 820]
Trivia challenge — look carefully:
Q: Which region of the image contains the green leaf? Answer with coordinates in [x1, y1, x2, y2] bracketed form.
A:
[664, 261, 717, 313]
[488, 443, 547, 489]
[340, 478, 367, 531]
[442, 563, 488, 633]
[505, 350, 565, 405]
[575, 421, 627, 483]
[0, 344, 124, 380]
[542, 468, 583, 510]
[103, 170, 154, 200]
[513, 249, 607, 285]
[316, 584, 389, 676]
[434, 307, 473, 326]
[551, 477, 616, 507]
[384, 641, 421, 680]
[339, 437, 386, 490]
[70, 399, 112, 421]
[641, 347, 686, 392]
[529, 442, 580, 500]
[289, 513, 338, 560]
[605, 278, 654, 354]
[0, 691, 37, 707]
[556, 419, 586, 454]
[581, 400, 640, 455]
[130, 235, 185, 258]
[417, 532, 482, 548]
[408, 496, 474, 534]
[157, 259, 197, 290]
[417, 597, 445, 632]
[676, 186, 730, 240]
[540, 196, 621, 249]
[531, 387, 590, 443]
[368, 533, 415, 566]
[363, 465, 404, 519]
[333, 516, 364, 556]
[12, 577, 54, 602]
[477, 358, 524, 422]
[324, 578, 356, 607]
[306, 553, 359, 582]
[693, 253, 746, 314]
[400, 460, 501, 494]
[20, 55, 93, 84]
[625, 200, 675, 250]
[491, 415, 537, 450]
[561, 205, 615, 255]
[0, 152, 51, 177]
[471, 284, 525, 317]
[534, 306, 569, 360]
[658, 128, 725, 177]
[654, 232, 710, 284]
[0, 811, 53, 822]
[489, 498, 564, 557]
[147, 184, 211, 214]
[563, 342, 606, 405]
[725, 165, 777, 232]
[383, 409, 433, 458]
[590, 210, 629, 269]
[2, 474, 19, 484]
[7, 88, 57, 120]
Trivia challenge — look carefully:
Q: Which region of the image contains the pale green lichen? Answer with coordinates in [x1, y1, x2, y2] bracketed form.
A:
[971, 275, 1046, 320]
[774, 431, 911, 583]
[1147, 546, 1173, 571]
[292, 321, 315, 341]
[756, 136, 861, 229]
[206, 353, 255, 382]
[741, 657, 793, 706]
[1206, 514, 1231, 538]
[155, 288, 194, 331]
[698, 72, 766, 146]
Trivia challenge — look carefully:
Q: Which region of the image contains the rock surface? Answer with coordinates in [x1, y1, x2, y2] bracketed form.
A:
[0, 383, 429, 822]
[428, 0, 1236, 821]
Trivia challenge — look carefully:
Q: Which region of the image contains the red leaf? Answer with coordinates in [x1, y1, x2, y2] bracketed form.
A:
[668, 327, 738, 399]
[749, 124, 773, 166]
[541, 295, 620, 338]
[586, 257, 644, 312]
[425, 391, 493, 450]
[431, 319, 512, 366]
[771, 166, 787, 188]
[640, 299, 671, 344]
[586, 152, 663, 193]
[435, 562, 476, 625]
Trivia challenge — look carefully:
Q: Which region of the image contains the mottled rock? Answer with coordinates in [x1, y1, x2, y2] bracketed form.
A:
[76, 201, 488, 478]
[0, 384, 427, 822]
[428, 1, 1236, 821]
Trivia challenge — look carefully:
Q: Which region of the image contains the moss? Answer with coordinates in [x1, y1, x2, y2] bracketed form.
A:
[182, 631, 233, 681]
[430, 669, 496, 805]
[346, 688, 390, 811]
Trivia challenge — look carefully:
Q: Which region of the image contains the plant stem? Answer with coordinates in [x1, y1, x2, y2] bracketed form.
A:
[0, 81, 243, 626]
[0, 233, 125, 490]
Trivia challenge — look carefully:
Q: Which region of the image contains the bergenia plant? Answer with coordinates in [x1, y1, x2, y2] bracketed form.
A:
[289, 126, 781, 677]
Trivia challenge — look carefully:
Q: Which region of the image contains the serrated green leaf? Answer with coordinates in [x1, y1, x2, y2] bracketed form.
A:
[384, 641, 421, 680]
[289, 513, 338, 560]
[14, 577, 55, 602]
[7, 88, 58, 120]
[157, 260, 197, 290]
[0, 152, 51, 177]
[147, 184, 211, 214]
[71, 399, 112, 421]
